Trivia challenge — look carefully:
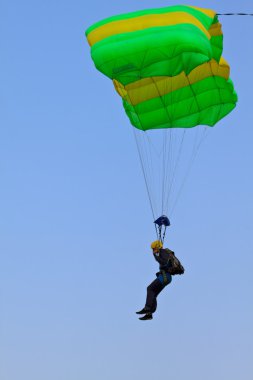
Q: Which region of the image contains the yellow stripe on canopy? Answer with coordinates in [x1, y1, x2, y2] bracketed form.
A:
[87, 11, 211, 47]
[113, 58, 230, 106]
[188, 6, 216, 19]
[209, 22, 222, 37]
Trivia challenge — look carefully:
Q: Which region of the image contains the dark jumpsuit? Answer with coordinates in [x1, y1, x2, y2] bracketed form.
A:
[144, 249, 173, 313]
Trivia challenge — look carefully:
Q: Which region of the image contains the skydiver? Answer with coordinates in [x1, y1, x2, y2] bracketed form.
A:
[136, 240, 184, 321]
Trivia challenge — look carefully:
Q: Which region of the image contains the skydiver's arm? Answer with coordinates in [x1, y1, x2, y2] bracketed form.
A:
[153, 252, 168, 267]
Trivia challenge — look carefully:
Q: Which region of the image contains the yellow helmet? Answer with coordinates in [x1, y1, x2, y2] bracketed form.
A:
[150, 240, 163, 250]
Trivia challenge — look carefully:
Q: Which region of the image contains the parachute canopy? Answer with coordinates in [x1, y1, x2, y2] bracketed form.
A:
[86, 6, 238, 237]
[86, 5, 237, 130]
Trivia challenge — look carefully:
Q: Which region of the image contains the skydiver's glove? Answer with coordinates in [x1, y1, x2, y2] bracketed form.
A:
[156, 272, 161, 277]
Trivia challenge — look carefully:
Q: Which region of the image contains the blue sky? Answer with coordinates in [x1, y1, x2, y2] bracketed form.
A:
[1, 1, 253, 379]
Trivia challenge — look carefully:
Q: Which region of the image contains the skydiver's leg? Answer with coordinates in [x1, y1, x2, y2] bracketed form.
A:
[145, 278, 165, 313]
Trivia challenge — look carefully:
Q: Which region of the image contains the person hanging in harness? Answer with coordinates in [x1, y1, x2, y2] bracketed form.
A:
[136, 240, 184, 321]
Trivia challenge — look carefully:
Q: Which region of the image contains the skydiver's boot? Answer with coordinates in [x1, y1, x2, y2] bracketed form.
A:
[136, 308, 150, 315]
[139, 313, 153, 321]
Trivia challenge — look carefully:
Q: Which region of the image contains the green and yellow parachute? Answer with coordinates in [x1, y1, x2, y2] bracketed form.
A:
[86, 5, 237, 234]
[86, 5, 237, 131]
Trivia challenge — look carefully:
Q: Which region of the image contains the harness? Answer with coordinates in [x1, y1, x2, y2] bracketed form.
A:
[160, 270, 170, 285]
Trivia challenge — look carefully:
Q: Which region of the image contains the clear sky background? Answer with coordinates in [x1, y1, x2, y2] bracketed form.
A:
[1, 1, 253, 379]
